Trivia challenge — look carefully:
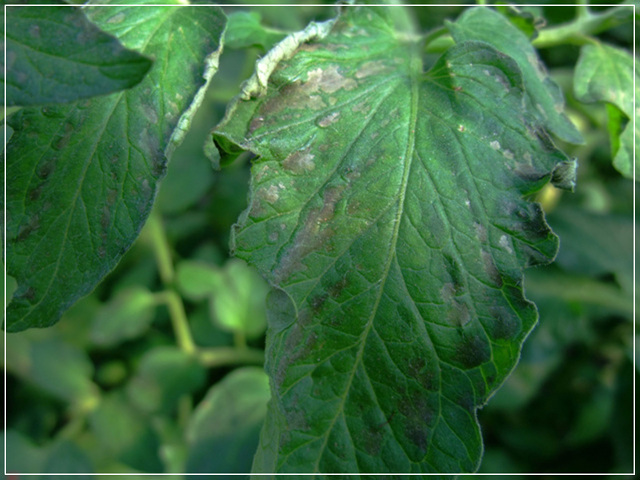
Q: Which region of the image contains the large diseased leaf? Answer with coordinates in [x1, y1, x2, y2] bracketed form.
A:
[3, 4, 152, 107]
[5, 2, 226, 331]
[574, 42, 638, 179]
[447, 7, 583, 145]
[213, 5, 571, 474]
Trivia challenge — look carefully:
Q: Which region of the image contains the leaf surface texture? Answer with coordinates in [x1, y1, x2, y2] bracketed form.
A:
[3, 3, 152, 107]
[6, 1, 226, 330]
[215, 6, 572, 474]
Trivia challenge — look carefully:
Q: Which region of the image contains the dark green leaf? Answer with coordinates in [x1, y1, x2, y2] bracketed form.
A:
[6, 429, 47, 473]
[40, 440, 94, 476]
[574, 42, 638, 179]
[4, 4, 152, 107]
[547, 206, 634, 294]
[6, 334, 99, 404]
[126, 346, 206, 414]
[214, 5, 570, 473]
[186, 367, 270, 473]
[447, 7, 583, 145]
[5, 2, 226, 331]
[88, 391, 163, 472]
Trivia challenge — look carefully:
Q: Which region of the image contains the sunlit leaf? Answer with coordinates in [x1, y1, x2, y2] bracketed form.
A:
[574, 42, 638, 179]
[214, 5, 572, 473]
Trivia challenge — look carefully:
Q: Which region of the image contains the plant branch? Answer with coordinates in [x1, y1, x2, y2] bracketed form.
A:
[197, 346, 265, 368]
[154, 290, 197, 355]
[147, 211, 175, 285]
[533, 4, 633, 48]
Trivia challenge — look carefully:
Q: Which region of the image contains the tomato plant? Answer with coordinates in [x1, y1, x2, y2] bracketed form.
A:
[3, 1, 635, 475]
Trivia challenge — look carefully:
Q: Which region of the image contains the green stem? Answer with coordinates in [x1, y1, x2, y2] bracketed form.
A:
[154, 290, 197, 355]
[198, 346, 265, 368]
[533, 5, 633, 48]
[147, 211, 174, 285]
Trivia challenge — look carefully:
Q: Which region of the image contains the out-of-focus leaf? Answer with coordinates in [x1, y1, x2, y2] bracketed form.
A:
[547, 206, 634, 294]
[574, 42, 638, 179]
[447, 7, 583, 145]
[40, 440, 94, 477]
[155, 149, 215, 215]
[5, 2, 226, 331]
[88, 391, 163, 472]
[6, 429, 46, 474]
[190, 302, 234, 347]
[209, 259, 268, 339]
[225, 11, 287, 51]
[126, 346, 206, 415]
[526, 269, 633, 318]
[4, 4, 151, 107]
[6, 335, 99, 404]
[176, 260, 221, 301]
[186, 367, 270, 473]
[214, 5, 573, 473]
[90, 286, 157, 347]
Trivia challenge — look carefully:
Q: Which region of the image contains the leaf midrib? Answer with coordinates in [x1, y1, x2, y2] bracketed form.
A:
[309, 42, 422, 475]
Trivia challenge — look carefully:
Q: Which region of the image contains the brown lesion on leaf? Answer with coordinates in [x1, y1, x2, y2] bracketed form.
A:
[305, 65, 357, 94]
[283, 147, 316, 174]
[355, 59, 392, 79]
[274, 185, 345, 284]
[328, 275, 348, 299]
[37, 157, 57, 179]
[480, 250, 502, 287]
[16, 214, 40, 242]
[28, 183, 45, 202]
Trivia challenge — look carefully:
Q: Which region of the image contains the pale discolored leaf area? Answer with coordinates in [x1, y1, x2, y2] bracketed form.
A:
[574, 42, 638, 179]
[3, 4, 152, 107]
[214, 5, 573, 475]
[5, 2, 226, 330]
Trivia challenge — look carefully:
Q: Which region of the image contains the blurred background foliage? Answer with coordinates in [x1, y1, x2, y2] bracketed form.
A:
[3, 0, 636, 476]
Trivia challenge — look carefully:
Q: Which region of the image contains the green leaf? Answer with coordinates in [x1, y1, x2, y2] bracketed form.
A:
[88, 391, 163, 472]
[6, 429, 47, 473]
[185, 367, 270, 473]
[225, 11, 287, 51]
[176, 260, 221, 301]
[40, 440, 94, 476]
[126, 346, 206, 415]
[447, 7, 583, 145]
[213, 5, 570, 474]
[4, 4, 152, 107]
[5, 2, 226, 331]
[6, 334, 99, 404]
[574, 42, 638, 179]
[547, 206, 634, 294]
[90, 286, 157, 347]
[209, 259, 269, 339]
